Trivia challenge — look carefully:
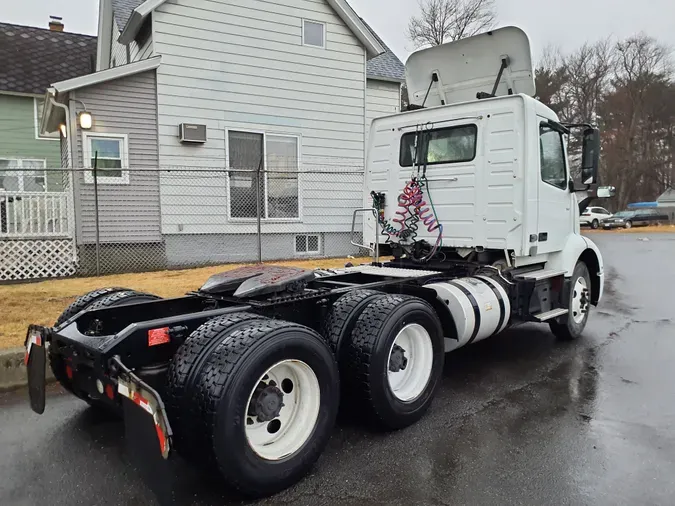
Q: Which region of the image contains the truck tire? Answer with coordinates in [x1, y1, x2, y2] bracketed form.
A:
[51, 289, 160, 405]
[51, 287, 132, 395]
[345, 295, 444, 430]
[321, 289, 385, 359]
[165, 312, 268, 461]
[550, 261, 591, 341]
[195, 319, 339, 497]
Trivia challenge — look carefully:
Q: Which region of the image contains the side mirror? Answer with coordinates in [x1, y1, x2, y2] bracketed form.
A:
[581, 127, 601, 185]
[596, 186, 616, 198]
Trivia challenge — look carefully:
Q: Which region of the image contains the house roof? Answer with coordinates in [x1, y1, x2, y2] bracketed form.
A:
[111, 0, 144, 31]
[114, 0, 385, 58]
[362, 21, 405, 83]
[0, 22, 97, 95]
[50, 56, 161, 93]
[658, 188, 675, 203]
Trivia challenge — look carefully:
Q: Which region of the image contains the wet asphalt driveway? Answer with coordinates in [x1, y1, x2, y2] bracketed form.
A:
[1, 232, 674, 506]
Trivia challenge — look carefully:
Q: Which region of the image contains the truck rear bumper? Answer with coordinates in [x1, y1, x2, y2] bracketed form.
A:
[25, 326, 173, 463]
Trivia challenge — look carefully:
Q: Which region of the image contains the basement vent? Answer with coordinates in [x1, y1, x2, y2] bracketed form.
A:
[179, 123, 207, 144]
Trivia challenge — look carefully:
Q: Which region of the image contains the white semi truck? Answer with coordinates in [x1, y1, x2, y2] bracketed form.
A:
[24, 26, 613, 498]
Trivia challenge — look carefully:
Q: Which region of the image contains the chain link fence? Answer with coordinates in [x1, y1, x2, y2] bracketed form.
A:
[0, 164, 368, 280]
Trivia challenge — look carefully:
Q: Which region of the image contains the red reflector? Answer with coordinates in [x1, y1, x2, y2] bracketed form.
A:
[24, 352, 29, 366]
[105, 384, 115, 400]
[155, 423, 167, 454]
[148, 327, 170, 347]
[66, 365, 73, 380]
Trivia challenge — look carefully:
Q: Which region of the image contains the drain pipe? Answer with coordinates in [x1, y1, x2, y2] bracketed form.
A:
[48, 92, 78, 264]
[47, 92, 72, 166]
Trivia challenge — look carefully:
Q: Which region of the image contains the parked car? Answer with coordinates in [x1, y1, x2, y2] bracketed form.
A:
[602, 209, 669, 229]
[580, 206, 613, 229]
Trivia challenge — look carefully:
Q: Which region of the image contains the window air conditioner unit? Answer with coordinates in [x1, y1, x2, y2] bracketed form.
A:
[179, 123, 207, 144]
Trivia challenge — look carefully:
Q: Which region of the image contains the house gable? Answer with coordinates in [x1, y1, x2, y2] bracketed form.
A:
[115, 0, 383, 57]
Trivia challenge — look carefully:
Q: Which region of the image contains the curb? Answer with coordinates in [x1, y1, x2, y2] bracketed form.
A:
[0, 347, 55, 392]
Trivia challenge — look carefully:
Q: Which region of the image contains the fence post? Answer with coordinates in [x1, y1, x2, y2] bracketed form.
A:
[93, 153, 101, 276]
[256, 162, 263, 263]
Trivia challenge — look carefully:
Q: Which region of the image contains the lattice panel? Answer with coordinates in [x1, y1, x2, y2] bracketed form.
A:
[0, 239, 77, 281]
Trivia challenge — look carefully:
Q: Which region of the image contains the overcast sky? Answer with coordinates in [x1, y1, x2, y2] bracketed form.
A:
[4, 0, 674, 63]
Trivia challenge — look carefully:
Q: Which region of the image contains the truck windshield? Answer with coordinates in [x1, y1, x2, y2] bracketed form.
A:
[400, 124, 477, 167]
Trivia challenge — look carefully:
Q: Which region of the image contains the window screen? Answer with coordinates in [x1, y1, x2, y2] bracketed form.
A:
[303, 20, 325, 48]
[266, 136, 299, 219]
[229, 131, 264, 219]
[400, 125, 477, 167]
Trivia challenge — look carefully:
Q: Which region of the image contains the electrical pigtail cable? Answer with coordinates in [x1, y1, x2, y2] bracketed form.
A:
[369, 125, 444, 262]
[371, 191, 399, 243]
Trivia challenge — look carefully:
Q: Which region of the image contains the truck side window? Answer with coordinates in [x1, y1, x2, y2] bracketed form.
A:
[400, 124, 477, 167]
[539, 125, 567, 190]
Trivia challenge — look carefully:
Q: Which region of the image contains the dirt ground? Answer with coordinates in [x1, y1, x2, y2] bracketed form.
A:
[0, 256, 369, 350]
[585, 224, 675, 233]
[1, 224, 673, 350]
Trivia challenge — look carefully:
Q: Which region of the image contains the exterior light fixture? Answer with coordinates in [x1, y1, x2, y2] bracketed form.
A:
[79, 111, 93, 130]
[59, 123, 67, 138]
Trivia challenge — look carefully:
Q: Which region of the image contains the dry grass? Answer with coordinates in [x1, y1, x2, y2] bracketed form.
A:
[0, 257, 371, 350]
[586, 224, 675, 234]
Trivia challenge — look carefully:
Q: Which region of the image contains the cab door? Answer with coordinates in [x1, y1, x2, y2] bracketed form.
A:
[537, 120, 573, 254]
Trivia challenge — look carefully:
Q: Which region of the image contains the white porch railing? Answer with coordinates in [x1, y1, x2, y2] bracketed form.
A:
[0, 192, 71, 238]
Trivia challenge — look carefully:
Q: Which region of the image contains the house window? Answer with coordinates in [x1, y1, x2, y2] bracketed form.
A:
[539, 124, 567, 190]
[295, 234, 320, 254]
[400, 125, 477, 167]
[34, 98, 59, 140]
[303, 20, 326, 48]
[228, 130, 300, 220]
[0, 159, 47, 192]
[82, 133, 130, 185]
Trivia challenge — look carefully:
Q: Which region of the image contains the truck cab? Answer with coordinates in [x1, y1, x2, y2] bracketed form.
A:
[364, 26, 610, 311]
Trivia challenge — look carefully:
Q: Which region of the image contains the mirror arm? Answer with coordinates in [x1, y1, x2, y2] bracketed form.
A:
[545, 119, 571, 135]
[578, 196, 594, 215]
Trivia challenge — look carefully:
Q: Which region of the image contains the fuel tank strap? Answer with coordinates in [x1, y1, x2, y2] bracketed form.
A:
[476, 276, 507, 333]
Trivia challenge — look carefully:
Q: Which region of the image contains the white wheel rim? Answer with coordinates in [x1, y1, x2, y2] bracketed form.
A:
[387, 324, 434, 402]
[571, 276, 589, 324]
[245, 360, 320, 461]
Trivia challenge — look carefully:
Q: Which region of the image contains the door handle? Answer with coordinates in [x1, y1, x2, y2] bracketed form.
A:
[426, 177, 458, 182]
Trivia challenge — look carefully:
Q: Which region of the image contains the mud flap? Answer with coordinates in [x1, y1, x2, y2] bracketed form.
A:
[115, 359, 176, 505]
[25, 325, 47, 414]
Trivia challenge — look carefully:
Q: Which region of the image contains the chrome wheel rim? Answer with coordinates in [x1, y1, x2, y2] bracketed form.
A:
[571, 276, 589, 324]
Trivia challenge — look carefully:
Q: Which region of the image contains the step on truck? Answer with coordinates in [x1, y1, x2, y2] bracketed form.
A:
[24, 26, 614, 499]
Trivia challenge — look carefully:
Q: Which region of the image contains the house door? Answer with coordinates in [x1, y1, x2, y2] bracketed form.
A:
[537, 121, 573, 254]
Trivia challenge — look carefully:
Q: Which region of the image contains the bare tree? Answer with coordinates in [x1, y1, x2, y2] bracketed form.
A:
[601, 34, 673, 208]
[407, 0, 497, 48]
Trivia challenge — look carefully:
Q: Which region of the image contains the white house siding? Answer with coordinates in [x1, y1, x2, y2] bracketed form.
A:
[110, 19, 127, 66]
[366, 79, 400, 147]
[131, 35, 154, 61]
[69, 70, 161, 246]
[153, 0, 367, 248]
